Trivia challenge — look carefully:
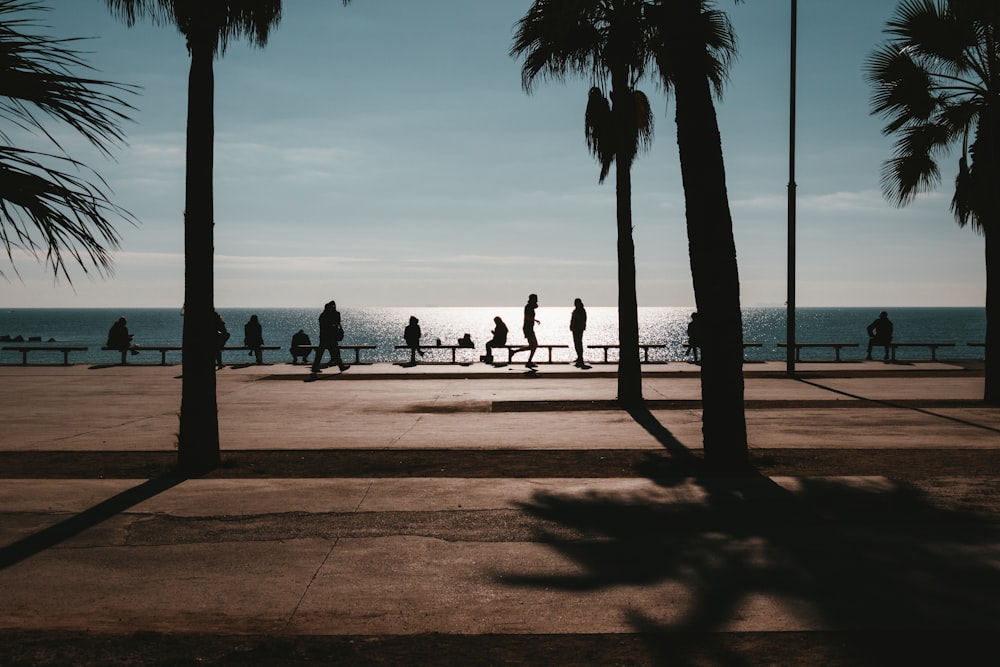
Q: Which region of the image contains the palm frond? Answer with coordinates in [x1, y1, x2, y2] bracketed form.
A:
[0, 146, 135, 281]
[585, 86, 614, 182]
[1, 0, 137, 281]
[0, 0, 138, 156]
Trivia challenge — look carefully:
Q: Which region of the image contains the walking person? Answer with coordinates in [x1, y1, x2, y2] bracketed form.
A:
[570, 298, 589, 368]
[866, 310, 894, 361]
[310, 300, 349, 377]
[243, 314, 264, 364]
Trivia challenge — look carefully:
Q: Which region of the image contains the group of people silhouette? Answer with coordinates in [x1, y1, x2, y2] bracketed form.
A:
[104, 306, 897, 369]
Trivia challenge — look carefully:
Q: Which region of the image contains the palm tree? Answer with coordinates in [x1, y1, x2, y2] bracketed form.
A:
[104, 1, 347, 470]
[647, 0, 748, 468]
[511, 0, 653, 405]
[0, 0, 135, 281]
[866, 0, 1000, 404]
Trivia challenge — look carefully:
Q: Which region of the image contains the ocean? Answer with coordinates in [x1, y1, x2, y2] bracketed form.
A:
[0, 306, 987, 365]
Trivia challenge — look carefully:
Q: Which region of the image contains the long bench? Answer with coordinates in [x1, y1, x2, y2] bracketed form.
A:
[777, 342, 859, 362]
[682, 342, 764, 361]
[889, 342, 955, 361]
[587, 344, 666, 363]
[296, 344, 377, 364]
[102, 345, 281, 365]
[394, 344, 476, 364]
[2, 345, 88, 365]
[492, 344, 570, 364]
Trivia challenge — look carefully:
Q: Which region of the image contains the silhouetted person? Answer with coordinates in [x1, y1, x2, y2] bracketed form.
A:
[311, 300, 349, 375]
[106, 316, 137, 356]
[515, 293, 540, 368]
[866, 310, 894, 361]
[686, 312, 701, 363]
[290, 329, 312, 364]
[244, 314, 264, 364]
[483, 316, 508, 364]
[215, 311, 230, 369]
[570, 298, 588, 368]
[404, 315, 424, 363]
[457, 333, 474, 348]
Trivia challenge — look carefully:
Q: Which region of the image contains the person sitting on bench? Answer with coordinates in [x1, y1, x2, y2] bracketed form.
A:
[290, 329, 312, 364]
[482, 316, 508, 364]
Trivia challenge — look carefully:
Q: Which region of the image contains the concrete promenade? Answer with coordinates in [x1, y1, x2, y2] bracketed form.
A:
[1, 360, 998, 664]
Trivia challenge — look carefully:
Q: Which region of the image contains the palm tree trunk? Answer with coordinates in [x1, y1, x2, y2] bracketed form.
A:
[985, 226, 998, 404]
[671, 0, 747, 467]
[612, 76, 642, 406]
[177, 33, 220, 472]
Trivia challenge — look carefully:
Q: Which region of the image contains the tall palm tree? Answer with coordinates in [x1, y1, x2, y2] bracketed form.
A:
[867, 0, 1000, 404]
[104, 0, 339, 470]
[0, 0, 135, 281]
[647, 0, 748, 468]
[511, 0, 653, 405]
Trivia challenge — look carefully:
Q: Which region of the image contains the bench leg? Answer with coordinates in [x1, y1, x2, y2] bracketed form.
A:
[930, 347, 937, 362]
[62, 350, 69, 365]
[834, 348, 841, 362]
[20, 350, 28, 365]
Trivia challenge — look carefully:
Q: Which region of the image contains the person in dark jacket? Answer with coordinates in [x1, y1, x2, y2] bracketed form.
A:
[866, 310, 894, 361]
[482, 316, 508, 364]
[570, 298, 588, 368]
[290, 329, 312, 364]
[243, 314, 264, 364]
[403, 315, 424, 363]
[310, 301, 348, 375]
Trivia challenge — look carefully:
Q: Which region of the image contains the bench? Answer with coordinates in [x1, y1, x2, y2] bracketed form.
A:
[296, 344, 377, 364]
[682, 342, 763, 361]
[2, 345, 88, 365]
[102, 345, 281, 365]
[492, 344, 570, 364]
[777, 342, 859, 362]
[587, 344, 667, 363]
[889, 342, 956, 361]
[394, 344, 476, 364]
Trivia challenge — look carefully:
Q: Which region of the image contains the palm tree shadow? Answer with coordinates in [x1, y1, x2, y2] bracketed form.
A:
[0, 474, 188, 571]
[500, 412, 1000, 664]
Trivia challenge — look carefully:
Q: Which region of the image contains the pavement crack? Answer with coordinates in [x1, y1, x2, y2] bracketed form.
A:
[286, 537, 339, 630]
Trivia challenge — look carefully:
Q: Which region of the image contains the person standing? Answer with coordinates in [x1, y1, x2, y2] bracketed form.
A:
[570, 298, 588, 368]
[866, 310, 894, 361]
[686, 312, 701, 363]
[215, 311, 230, 369]
[519, 293, 540, 368]
[311, 300, 349, 376]
[403, 315, 424, 363]
[243, 314, 264, 364]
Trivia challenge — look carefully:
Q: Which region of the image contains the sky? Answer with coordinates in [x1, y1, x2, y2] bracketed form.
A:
[1, 0, 987, 308]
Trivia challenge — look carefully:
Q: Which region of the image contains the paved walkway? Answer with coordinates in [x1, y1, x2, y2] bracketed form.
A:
[0, 362, 997, 664]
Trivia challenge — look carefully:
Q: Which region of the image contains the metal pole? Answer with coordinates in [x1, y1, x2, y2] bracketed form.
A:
[786, 0, 797, 376]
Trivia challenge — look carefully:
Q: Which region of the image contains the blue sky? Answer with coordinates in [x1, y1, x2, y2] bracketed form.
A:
[2, 0, 986, 308]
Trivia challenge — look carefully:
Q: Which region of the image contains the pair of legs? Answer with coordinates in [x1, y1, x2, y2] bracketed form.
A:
[312, 342, 347, 373]
[520, 331, 538, 367]
[572, 331, 584, 366]
[483, 339, 503, 363]
[867, 338, 890, 360]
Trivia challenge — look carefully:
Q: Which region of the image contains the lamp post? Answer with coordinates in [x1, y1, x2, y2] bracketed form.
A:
[786, 0, 797, 376]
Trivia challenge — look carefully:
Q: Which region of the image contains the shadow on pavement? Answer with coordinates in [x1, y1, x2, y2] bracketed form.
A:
[503, 409, 999, 665]
[797, 378, 1000, 434]
[0, 474, 188, 570]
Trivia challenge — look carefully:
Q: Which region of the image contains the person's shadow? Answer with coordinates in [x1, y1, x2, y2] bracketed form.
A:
[499, 407, 1000, 665]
